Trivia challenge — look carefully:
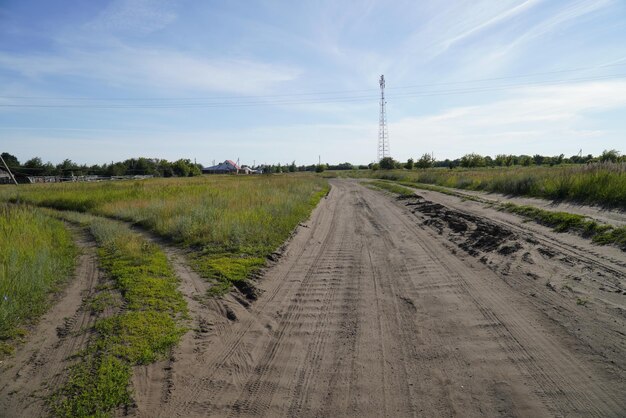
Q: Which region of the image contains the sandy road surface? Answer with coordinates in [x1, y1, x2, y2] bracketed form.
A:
[139, 179, 625, 417]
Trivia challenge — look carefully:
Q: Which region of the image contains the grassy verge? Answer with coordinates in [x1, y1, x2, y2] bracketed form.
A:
[499, 203, 626, 250]
[369, 178, 626, 250]
[343, 162, 626, 209]
[52, 216, 186, 417]
[1, 175, 329, 296]
[0, 204, 76, 357]
[392, 180, 483, 202]
[367, 180, 416, 197]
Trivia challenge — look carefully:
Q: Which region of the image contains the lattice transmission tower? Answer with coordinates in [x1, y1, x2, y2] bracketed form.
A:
[377, 74, 390, 161]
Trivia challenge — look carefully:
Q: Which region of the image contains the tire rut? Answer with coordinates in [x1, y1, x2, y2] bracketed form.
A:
[368, 184, 625, 416]
[0, 228, 102, 417]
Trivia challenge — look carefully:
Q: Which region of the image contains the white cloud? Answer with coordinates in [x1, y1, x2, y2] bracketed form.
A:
[497, 0, 613, 57]
[388, 80, 626, 159]
[440, 0, 542, 52]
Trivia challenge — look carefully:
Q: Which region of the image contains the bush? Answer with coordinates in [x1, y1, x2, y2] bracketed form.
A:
[379, 157, 396, 170]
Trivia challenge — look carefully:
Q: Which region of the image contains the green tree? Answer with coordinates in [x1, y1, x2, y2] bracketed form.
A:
[404, 158, 414, 170]
[1, 152, 19, 168]
[23, 157, 44, 176]
[172, 159, 191, 177]
[188, 164, 201, 176]
[460, 153, 486, 168]
[56, 159, 82, 176]
[379, 157, 396, 170]
[416, 153, 433, 169]
[519, 155, 533, 166]
[599, 149, 620, 163]
[106, 162, 127, 176]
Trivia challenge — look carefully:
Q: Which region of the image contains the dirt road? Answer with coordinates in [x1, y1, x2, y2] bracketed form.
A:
[141, 179, 625, 417]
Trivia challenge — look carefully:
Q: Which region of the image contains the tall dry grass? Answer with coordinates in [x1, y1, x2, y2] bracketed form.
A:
[347, 163, 626, 209]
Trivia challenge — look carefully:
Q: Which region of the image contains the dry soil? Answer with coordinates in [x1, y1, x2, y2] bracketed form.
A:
[1, 179, 624, 417]
[142, 179, 626, 417]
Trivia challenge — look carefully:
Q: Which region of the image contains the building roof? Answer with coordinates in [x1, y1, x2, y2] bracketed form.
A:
[225, 160, 241, 170]
[203, 160, 241, 172]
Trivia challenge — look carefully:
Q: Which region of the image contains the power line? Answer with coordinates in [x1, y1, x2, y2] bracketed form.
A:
[0, 72, 625, 109]
[2, 62, 625, 102]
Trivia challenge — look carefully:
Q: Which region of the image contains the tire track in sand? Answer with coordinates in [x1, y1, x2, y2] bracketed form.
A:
[0, 229, 102, 417]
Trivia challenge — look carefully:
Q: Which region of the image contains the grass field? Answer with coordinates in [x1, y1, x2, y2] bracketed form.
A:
[1, 174, 329, 294]
[0, 204, 76, 357]
[346, 162, 626, 209]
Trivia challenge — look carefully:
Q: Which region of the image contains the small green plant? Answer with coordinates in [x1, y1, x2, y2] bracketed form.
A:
[576, 298, 588, 306]
[87, 293, 120, 314]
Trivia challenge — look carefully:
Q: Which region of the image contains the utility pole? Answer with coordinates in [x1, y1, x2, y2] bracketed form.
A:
[318, 155, 321, 166]
[377, 74, 390, 161]
[0, 154, 18, 185]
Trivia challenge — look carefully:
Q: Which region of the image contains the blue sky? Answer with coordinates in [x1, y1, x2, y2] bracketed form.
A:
[1, 0, 625, 166]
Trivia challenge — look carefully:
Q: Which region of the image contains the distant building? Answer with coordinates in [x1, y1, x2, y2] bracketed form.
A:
[0, 169, 11, 184]
[240, 165, 261, 174]
[202, 160, 241, 174]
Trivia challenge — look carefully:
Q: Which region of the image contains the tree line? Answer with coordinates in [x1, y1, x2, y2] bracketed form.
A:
[371, 149, 624, 170]
[2, 149, 623, 178]
[1, 153, 203, 177]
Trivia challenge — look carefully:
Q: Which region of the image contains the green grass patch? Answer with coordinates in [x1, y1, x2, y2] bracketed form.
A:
[87, 293, 120, 314]
[54, 353, 131, 418]
[368, 180, 416, 197]
[52, 217, 187, 417]
[0, 204, 76, 357]
[193, 254, 266, 296]
[499, 203, 626, 249]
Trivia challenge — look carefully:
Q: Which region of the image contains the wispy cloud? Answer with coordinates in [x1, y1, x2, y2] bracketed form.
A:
[498, 0, 613, 57]
[440, 0, 542, 52]
[84, 0, 178, 34]
[0, 47, 301, 95]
